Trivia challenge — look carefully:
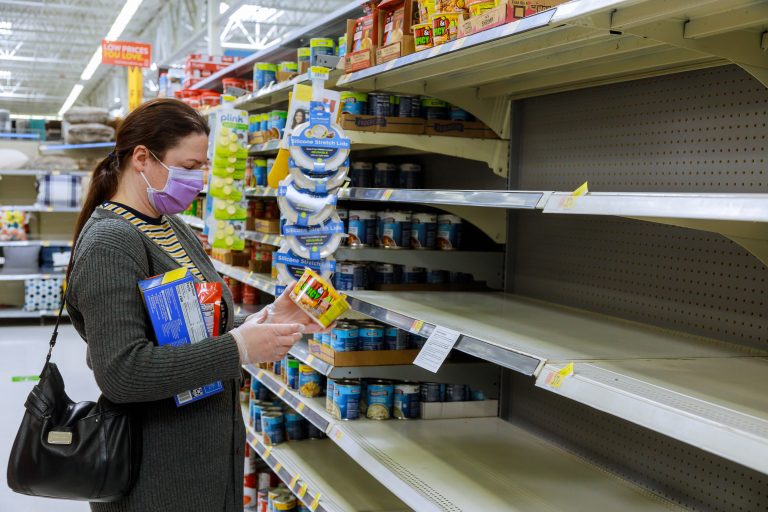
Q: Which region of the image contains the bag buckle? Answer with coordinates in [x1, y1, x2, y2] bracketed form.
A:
[47, 430, 73, 445]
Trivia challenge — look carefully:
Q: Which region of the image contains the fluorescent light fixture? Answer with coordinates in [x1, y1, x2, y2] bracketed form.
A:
[0, 70, 11, 79]
[80, 0, 144, 81]
[58, 84, 84, 117]
[11, 114, 59, 121]
[0, 21, 12, 36]
[114, 97, 121, 103]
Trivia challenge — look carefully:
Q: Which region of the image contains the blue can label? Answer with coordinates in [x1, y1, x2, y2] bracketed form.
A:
[359, 326, 384, 351]
[250, 401, 262, 432]
[285, 412, 307, 441]
[366, 383, 394, 420]
[394, 385, 420, 419]
[261, 414, 284, 445]
[410, 213, 437, 249]
[332, 382, 360, 420]
[298, 365, 322, 398]
[286, 364, 299, 391]
[385, 327, 409, 350]
[331, 326, 359, 352]
[420, 383, 443, 402]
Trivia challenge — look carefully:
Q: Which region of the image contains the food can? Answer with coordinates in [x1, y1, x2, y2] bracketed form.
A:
[308, 422, 327, 439]
[337, 208, 349, 241]
[284, 410, 308, 441]
[251, 378, 269, 402]
[349, 162, 373, 188]
[241, 375, 251, 403]
[410, 334, 427, 349]
[244, 443, 257, 509]
[285, 357, 300, 390]
[257, 488, 269, 512]
[445, 383, 469, 402]
[336, 262, 368, 292]
[359, 324, 384, 351]
[269, 110, 288, 138]
[310, 38, 335, 66]
[249, 400, 261, 432]
[273, 493, 297, 511]
[341, 91, 368, 115]
[427, 269, 448, 284]
[319, 331, 332, 347]
[297, 47, 311, 74]
[374, 263, 403, 285]
[358, 378, 369, 414]
[289, 268, 350, 328]
[399, 163, 423, 189]
[472, 389, 486, 401]
[421, 97, 450, 120]
[273, 359, 282, 377]
[338, 35, 348, 59]
[267, 488, 286, 512]
[410, 212, 437, 249]
[385, 326, 410, 350]
[260, 112, 270, 133]
[368, 93, 395, 117]
[331, 322, 359, 351]
[373, 162, 398, 188]
[366, 380, 394, 420]
[254, 159, 268, 187]
[253, 62, 277, 90]
[394, 382, 421, 419]
[278, 60, 298, 77]
[397, 95, 421, 118]
[450, 106, 471, 121]
[261, 412, 285, 445]
[257, 471, 275, 493]
[325, 378, 335, 413]
[298, 364, 322, 397]
[243, 284, 259, 305]
[331, 379, 361, 420]
[348, 210, 377, 247]
[412, 22, 434, 51]
[421, 382, 444, 402]
[437, 214, 462, 250]
[378, 211, 411, 249]
[432, 11, 462, 45]
[403, 265, 427, 284]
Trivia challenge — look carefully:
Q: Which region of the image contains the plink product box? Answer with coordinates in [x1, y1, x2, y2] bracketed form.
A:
[138, 268, 224, 407]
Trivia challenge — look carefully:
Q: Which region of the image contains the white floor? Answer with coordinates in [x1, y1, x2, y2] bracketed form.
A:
[0, 322, 95, 512]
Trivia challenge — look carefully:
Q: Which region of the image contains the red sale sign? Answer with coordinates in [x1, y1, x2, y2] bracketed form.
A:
[101, 40, 151, 68]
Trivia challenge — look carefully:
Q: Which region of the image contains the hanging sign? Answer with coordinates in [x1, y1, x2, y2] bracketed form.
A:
[101, 40, 152, 68]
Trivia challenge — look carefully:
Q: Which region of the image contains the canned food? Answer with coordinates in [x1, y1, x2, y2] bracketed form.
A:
[298, 364, 322, 397]
[437, 214, 462, 250]
[337, 209, 349, 241]
[374, 263, 403, 285]
[366, 380, 394, 420]
[253, 62, 277, 90]
[277, 61, 298, 80]
[251, 378, 269, 402]
[336, 262, 368, 292]
[450, 106, 471, 121]
[410, 212, 437, 249]
[319, 331, 332, 347]
[432, 11, 462, 46]
[341, 91, 368, 115]
[403, 265, 427, 284]
[285, 357, 299, 390]
[368, 93, 394, 117]
[331, 379, 361, 420]
[310, 38, 335, 66]
[359, 378, 368, 414]
[267, 488, 280, 512]
[331, 323, 359, 352]
[421, 97, 450, 120]
[257, 471, 275, 493]
[257, 488, 269, 512]
[445, 383, 468, 402]
[378, 211, 411, 249]
[472, 389, 486, 401]
[338, 35, 348, 59]
[359, 324, 384, 351]
[349, 162, 373, 188]
[348, 210, 376, 247]
[421, 382, 444, 403]
[284, 410, 307, 441]
[394, 382, 421, 419]
[273, 359, 282, 377]
[385, 326, 409, 350]
[250, 400, 263, 432]
[399, 163, 423, 189]
[427, 269, 448, 284]
[373, 162, 398, 188]
[308, 422, 327, 439]
[261, 412, 285, 445]
[273, 493, 296, 511]
[397, 95, 421, 118]
[297, 47, 311, 74]
[241, 375, 251, 403]
[244, 443, 257, 509]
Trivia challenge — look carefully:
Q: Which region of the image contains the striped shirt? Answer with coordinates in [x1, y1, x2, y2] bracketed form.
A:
[100, 201, 205, 282]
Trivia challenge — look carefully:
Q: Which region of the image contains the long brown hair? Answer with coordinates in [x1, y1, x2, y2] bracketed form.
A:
[72, 98, 209, 250]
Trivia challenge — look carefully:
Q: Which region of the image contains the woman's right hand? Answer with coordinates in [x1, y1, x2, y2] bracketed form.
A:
[230, 320, 305, 364]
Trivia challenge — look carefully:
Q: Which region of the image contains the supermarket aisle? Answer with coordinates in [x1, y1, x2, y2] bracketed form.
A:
[0, 323, 94, 512]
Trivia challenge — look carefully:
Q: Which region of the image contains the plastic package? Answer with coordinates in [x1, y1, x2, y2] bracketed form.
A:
[288, 158, 349, 194]
[273, 245, 335, 284]
[282, 213, 345, 260]
[277, 176, 338, 227]
[289, 268, 349, 328]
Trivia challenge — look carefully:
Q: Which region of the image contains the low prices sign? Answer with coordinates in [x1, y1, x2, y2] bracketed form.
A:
[101, 40, 151, 68]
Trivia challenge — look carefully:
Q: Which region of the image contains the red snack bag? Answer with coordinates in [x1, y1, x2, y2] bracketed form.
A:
[196, 282, 222, 336]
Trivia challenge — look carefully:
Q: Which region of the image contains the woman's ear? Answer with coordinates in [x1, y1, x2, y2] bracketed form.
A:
[131, 145, 150, 172]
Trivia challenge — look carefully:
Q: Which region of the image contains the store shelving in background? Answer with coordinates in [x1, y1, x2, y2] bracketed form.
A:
[0, 169, 90, 177]
[38, 141, 115, 155]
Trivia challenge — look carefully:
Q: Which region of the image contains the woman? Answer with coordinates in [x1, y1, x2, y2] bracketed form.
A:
[291, 108, 307, 129]
[66, 98, 319, 512]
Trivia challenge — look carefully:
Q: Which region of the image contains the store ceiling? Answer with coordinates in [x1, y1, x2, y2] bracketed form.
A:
[0, 0, 350, 117]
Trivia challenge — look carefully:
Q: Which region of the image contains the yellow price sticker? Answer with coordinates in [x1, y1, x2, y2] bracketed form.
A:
[562, 181, 589, 210]
[51, 170, 61, 176]
[274, 463, 282, 473]
[263, 446, 272, 459]
[46, 207, 54, 212]
[381, 189, 394, 200]
[547, 363, 574, 389]
[310, 493, 322, 511]
[298, 483, 308, 497]
[297, 403, 305, 412]
[257, 370, 264, 378]
[236, 306, 242, 315]
[410, 320, 424, 334]
[289, 474, 300, 488]
[334, 430, 343, 441]
[278, 388, 286, 397]
[41, 241, 50, 247]
[306, 355, 315, 364]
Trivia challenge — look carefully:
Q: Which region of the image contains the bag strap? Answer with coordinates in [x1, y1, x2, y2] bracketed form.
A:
[44, 248, 74, 368]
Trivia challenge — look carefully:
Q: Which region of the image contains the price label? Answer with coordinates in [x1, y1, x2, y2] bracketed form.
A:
[236, 306, 242, 315]
[381, 189, 394, 200]
[298, 483, 308, 498]
[290, 474, 300, 489]
[278, 388, 286, 397]
[334, 430, 343, 441]
[306, 355, 315, 364]
[562, 181, 589, 210]
[413, 326, 460, 373]
[297, 403, 305, 412]
[263, 446, 272, 459]
[547, 363, 574, 389]
[51, 170, 60, 176]
[257, 370, 264, 378]
[274, 463, 282, 472]
[409, 319, 424, 334]
[310, 494, 322, 511]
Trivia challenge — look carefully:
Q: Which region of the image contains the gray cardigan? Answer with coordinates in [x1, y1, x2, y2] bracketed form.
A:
[66, 207, 246, 512]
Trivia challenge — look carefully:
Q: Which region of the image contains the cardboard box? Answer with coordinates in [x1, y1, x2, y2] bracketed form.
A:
[425, 119, 498, 138]
[340, 113, 425, 134]
[252, 218, 280, 234]
[420, 400, 499, 419]
[308, 339, 419, 367]
[459, 0, 564, 38]
[376, 0, 416, 64]
[344, 15, 378, 72]
[138, 268, 224, 407]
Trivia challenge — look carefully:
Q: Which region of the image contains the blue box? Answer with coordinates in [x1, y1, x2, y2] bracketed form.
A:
[138, 268, 224, 407]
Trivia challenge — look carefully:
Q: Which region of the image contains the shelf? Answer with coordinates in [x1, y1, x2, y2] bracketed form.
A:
[244, 231, 282, 246]
[234, 70, 342, 112]
[210, 259, 277, 295]
[177, 214, 204, 230]
[242, 406, 407, 512]
[0, 239, 72, 247]
[39, 141, 115, 155]
[339, 187, 548, 209]
[246, 366, 680, 512]
[0, 308, 66, 319]
[335, 247, 504, 289]
[248, 139, 280, 155]
[0, 169, 90, 177]
[232, 303, 263, 318]
[336, 0, 768, 137]
[0, 271, 65, 281]
[0, 205, 80, 213]
[244, 186, 279, 197]
[191, 1, 361, 91]
[0, 132, 40, 140]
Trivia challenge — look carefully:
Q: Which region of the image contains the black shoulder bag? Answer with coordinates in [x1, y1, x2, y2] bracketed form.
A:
[6, 266, 141, 502]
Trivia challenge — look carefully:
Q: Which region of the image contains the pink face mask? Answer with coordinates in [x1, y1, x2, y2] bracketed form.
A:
[141, 153, 204, 215]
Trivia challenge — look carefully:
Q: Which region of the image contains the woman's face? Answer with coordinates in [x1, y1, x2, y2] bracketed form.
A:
[143, 132, 208, 189]
[293, 110, 305, 126]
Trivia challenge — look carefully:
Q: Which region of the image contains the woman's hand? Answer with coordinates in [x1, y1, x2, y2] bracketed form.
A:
[247, 283, 334, 334]
[231, 320, 305, 364]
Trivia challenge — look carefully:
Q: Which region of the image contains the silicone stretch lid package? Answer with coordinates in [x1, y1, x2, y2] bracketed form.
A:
[274, 245, 336, 284]
[288, 121, 350, 174]
[282, 213, 344, 260]
[277, 175, 337, 227]
[288, 158, 349, 194]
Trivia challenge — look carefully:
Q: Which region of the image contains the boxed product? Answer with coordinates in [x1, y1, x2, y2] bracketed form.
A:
[376, 0, 417, 64]
[344, 7, 379, 72]
[458, 0, 564, 37]
[340, 113, 425, 134]
[308, 339, 419, 366]
[138, 268, 224, 407]
[424, 119, 498, 138]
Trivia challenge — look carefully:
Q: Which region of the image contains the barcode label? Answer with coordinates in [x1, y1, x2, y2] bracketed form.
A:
[176, 390, 193, 404]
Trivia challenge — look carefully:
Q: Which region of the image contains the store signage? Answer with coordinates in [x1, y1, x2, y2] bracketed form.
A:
[101, 40, 151, 68]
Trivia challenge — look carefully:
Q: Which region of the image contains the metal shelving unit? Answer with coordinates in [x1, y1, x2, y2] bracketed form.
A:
[0, 205, 80, 213]
[178, 213, 282, 246]
[0, 308, 66, 319]
[0, 169, 90, 177]
[210, 259, 277, 295]
[38, 141, 115, 155]
[0, 271, 65, 281]
[0, 239, 72, 247]
[177, 214, 204, 230]
[246, 366, 681, 512]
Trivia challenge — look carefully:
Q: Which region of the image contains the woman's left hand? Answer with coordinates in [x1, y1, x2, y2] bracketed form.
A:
[246, 283, 334, 334]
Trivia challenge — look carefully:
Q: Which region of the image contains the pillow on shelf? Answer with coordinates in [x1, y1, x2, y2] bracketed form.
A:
[65, 123, 115, 144]
[23, 277, 64, 312]
[62, 106, 109, 125]
[0, 149, 30, 170]
[36, 174, 82, 208]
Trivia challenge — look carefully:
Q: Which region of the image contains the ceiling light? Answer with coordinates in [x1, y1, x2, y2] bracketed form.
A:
[0, 70, 11, 79]
[58, 84, 84, 117]
[81, 48, 102, 81]
[80, 0, 144, 81]
[0, 21, 12, 36]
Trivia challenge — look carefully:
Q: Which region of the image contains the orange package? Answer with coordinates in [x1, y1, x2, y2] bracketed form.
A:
[196, 282, 223, 336]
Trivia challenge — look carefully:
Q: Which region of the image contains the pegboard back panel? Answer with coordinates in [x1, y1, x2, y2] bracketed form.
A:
[513, 213, 767, 351]
[518, 65, 768, 192]
[504, 371, 768, 512]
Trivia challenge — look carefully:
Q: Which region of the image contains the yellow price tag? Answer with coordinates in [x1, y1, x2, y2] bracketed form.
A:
[334, 430, 343, 441]
[263, 446, 272, 459]
[306, 355, 315, 364]
[381, 189, 394, 200]
[248, 271, 254, 281]
[410, 320, 424, 334]
[278, 388, 286, 397]
[297, 403, 305, 412]
[562, 181, 589, 210]
[257, 370, 264, 378]
[547, 363, 574, 389]
[236, 306, 242, 315]
[290, 474, 300, 488]
[310, 494, 322, 511]
[46, 207, 54, 212]
[274, 463, 282, 473]
[298, 483, 308, 498]
[41, 241, 50, 247]
[51, 170, 60, 176]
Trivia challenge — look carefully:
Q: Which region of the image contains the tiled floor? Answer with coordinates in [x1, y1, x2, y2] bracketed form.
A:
[0, 322, 94, 511]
